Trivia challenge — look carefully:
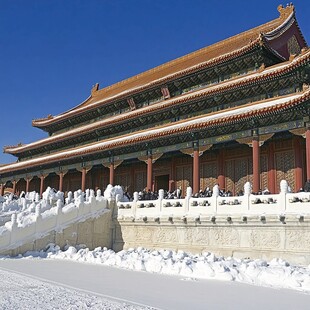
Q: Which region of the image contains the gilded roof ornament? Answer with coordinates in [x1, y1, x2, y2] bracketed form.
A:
[289, 54, 296, 61]
[91, 83, 99, 97]
[277, 3, 295, 19]
[258, 33, 265, 46]
[258, 63, 265, 72]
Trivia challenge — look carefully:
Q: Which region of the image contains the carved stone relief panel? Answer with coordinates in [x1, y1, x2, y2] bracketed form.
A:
[153, 228, 178, 243]
[210, 227, 239, 247]
[286, 230, 310, 250]
[250, 230, 281, 249]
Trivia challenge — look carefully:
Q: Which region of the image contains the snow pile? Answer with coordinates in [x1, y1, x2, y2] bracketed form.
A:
[0, 193, 20, 213]
[15, 245, 310, 294]
[42, 186, 64, 203]
[104, 184, 129, 201]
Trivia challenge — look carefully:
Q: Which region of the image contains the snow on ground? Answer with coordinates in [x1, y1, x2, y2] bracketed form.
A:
[1, 257, 310, 310]
[2, 244, 309, 294]
[0, 268, 153, 310]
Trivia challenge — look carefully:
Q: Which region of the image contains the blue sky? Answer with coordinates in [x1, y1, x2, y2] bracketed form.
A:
[0, 0, 309, 164]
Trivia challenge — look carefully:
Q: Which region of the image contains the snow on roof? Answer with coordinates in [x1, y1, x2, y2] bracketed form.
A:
[0, 91, 306, 174]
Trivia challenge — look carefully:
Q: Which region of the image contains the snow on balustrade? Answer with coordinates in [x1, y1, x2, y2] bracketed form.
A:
[0, 187, 108, 252]
[117, 180, 310, 221]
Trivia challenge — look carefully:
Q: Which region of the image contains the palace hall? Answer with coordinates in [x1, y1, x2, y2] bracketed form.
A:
[0, 4, 309, 197]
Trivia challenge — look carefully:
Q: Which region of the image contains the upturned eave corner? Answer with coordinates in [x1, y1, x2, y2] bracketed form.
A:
[3, 142, 25, 154]
[32, 114, 54, 128]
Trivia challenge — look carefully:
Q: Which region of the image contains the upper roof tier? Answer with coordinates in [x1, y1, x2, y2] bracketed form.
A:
[32, 4, 307, 130]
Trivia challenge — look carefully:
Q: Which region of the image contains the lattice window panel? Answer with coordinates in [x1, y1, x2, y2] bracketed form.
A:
[176, 165, 192, 193]
[235, 158, 248, 194]
[275, 150, 295, 192]
[44, 175, 57, 190]
[224, 156, 258, 194]
[69, 180, 81, 192]
[225, 160, 234, 193]
[134, 171, 147, 192]
[90, 168, 101, 190]
[29, 178, 40, 192]
[248, 157, 254, 185]
[260, 155, 268, 191]
[115, 173, 131, 190]
[85, 173, 93, 189]
[16, 180, 26, 194]
[200, 161, 218, 190]
[102, 174, 109, 189]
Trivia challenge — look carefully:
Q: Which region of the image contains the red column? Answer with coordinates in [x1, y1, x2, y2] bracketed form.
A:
[218, 150, 225, 190]
[0, 184, 4, 196]
[109, 163, 114, 185]
[169, 160, 175, 192]
[26, 178, 30, 193]
[81, 168, 86, 192]
[267, 142, 276, 194]
[12, 180, 17, 195]
[306, 129, 310, 181]
[252, 138, 260, 194]
[147, 156, 153, 191]
[59, 172, 64, 192]
[193, 149, 200, 194]
[40, 176, 45, 197]
[293, 136, 303, 192]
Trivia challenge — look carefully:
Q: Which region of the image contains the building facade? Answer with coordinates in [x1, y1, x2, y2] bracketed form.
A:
[1, 4, 309, 197]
